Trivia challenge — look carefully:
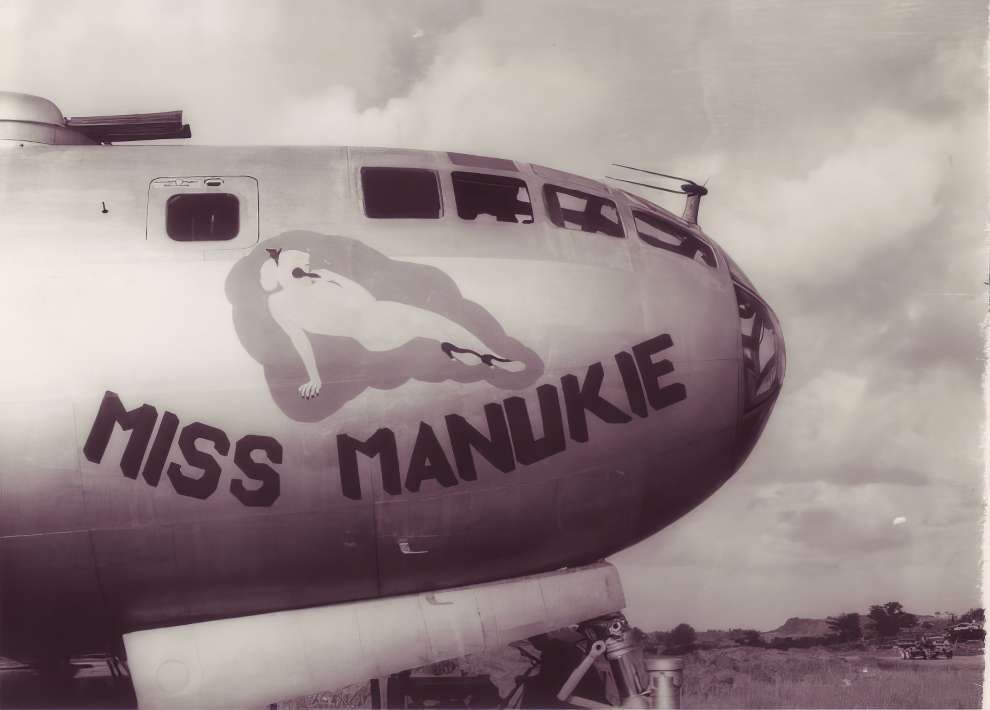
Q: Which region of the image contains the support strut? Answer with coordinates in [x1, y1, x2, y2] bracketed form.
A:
[554, 613, 683, 710]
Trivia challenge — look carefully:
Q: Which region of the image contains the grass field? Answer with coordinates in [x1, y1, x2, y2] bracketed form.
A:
[1, 642, 980, 709]
[278, 644, 985, 709]
[681, 646, 984, 709]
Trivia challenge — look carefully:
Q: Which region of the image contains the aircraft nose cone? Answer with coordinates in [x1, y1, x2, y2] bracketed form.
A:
[631, 278, 786, 544]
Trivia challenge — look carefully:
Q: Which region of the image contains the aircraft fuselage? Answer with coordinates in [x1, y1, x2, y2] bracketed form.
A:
[0, 141, 783, 661]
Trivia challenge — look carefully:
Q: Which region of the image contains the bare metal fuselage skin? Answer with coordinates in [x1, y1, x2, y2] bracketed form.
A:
[0, 144, 782, 660]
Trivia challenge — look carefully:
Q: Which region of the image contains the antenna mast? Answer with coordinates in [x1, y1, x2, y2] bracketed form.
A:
[606, 164, 708, 225]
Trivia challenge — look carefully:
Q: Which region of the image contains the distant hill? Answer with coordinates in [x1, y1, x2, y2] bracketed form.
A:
[763, 617, 831, 639]
[651, 610, 973, 649]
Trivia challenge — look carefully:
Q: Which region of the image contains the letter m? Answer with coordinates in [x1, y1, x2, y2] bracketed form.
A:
[337, 428, 400, 501]
[83, 391, 158, 480]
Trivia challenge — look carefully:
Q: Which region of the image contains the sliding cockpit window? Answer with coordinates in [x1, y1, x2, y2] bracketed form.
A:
[543, 185, 624, 238]
[632, 210, 717, 268]
[452, 172, 533, 224]
[166, 193, 240, 241]
[361, 167, 442, 219]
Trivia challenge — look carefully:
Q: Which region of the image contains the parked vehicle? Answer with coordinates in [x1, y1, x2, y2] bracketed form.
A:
[947, 623, 986, 643]
[894, 635, 954, 660]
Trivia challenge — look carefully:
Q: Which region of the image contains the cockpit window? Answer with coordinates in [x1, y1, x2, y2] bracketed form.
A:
[361, 167, 442, 219]
[735, 284, 785, 409]
[166, 193, 239, 241]
[725, 253, 757, 292]
[633, 210, 716, 268]
[452, 172, 533, 224]
[448, 152, 518, 172]
[543, 185, 623, 238]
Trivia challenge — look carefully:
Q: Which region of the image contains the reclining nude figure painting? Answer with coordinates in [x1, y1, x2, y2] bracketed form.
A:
[261, 246, 527, 399]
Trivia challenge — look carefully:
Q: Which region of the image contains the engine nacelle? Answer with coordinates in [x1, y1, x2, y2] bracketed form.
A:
[124, 562, 625, 709]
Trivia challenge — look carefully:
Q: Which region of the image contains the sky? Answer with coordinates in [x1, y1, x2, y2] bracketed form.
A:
[1, 0, 986, 632]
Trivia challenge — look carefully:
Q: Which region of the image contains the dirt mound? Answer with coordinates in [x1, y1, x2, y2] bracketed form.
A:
[764, 617, 831, 639]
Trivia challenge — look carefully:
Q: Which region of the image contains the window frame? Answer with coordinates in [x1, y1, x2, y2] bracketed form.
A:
[631, 209, 718, 269]
[734, 282, 783, 410]
[146, 176, 259, 249]
[448, 152, 519, 172]
[542, 184, 625, 239]
[450, 170, 535, 225]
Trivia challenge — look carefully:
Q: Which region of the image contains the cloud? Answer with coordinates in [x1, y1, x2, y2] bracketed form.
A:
[779, 504, 911, 554]
[748, 361, 982, 492]
[615, 473, 981, 630]
[0, 0, 483, 132]
[710, 109, 965, 297]
[271, 52, 611, 162]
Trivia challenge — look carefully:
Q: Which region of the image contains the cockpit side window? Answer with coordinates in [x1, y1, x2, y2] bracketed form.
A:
[543, 185, 624, 238]
[166, 193, 240, 241]
[452, 171, 533, 224]
[361, 167, 442, 219]
[632, 210, 717, 268]
[148, 176, 258, 248]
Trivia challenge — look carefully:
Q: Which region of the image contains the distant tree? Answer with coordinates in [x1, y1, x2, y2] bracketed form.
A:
[861, 617, 879, 641]
[959, 608, 985, 625]
[826, 613, 862, 641]
[645, 630, 668, 650]
[734, 629, 764, 647]
[666, 623, 697, 652]
[868, 602, 916, 638]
